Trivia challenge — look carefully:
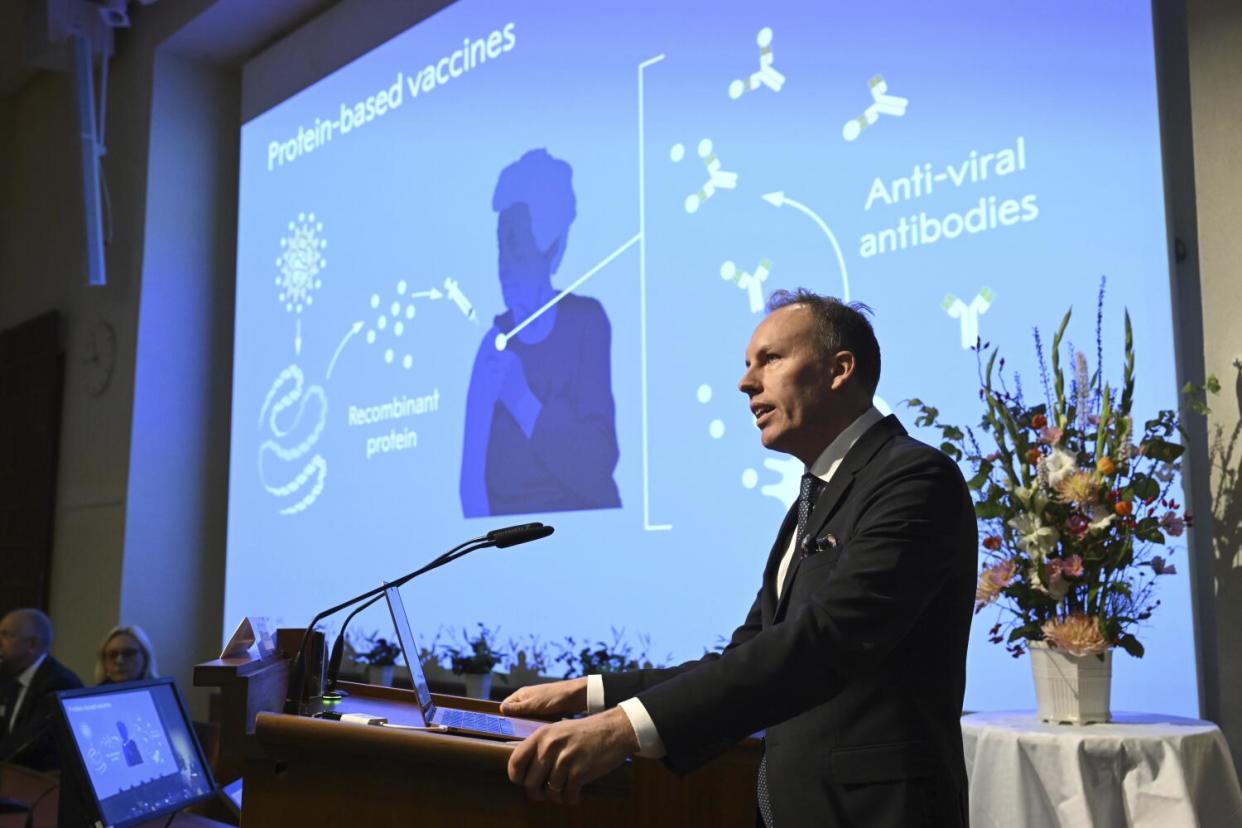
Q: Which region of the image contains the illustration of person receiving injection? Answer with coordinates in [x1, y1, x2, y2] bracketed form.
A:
[460, 149, 621, 517]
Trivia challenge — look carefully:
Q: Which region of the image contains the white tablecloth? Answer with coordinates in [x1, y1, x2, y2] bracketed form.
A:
[961, 711, 1242, 827]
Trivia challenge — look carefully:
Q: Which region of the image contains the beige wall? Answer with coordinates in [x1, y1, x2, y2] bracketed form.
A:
[1187, 0, 1242, 770]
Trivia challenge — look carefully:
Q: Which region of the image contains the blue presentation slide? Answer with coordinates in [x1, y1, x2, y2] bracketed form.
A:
[63, 690, 179, 800]
[226, 1, 1191, 714]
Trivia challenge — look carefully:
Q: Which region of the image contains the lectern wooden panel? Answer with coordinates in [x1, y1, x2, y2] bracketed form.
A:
[196, 654, 760, 826]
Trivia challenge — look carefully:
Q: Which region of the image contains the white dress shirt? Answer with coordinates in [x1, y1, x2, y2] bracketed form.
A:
[6, 652, 47, 731]
[590, 407, 885, 757]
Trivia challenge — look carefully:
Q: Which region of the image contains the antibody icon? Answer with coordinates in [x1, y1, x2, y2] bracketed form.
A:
[842, 75, 909, 142]
[942, 288, 994, 349]
[720, 258, 772, 313]
[682, 139, 738, 214]
[729, 27, 786, 99]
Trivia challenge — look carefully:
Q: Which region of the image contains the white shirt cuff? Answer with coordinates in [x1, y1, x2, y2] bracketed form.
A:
[586, 674, 606, 714]
[618, 697, 667, 758]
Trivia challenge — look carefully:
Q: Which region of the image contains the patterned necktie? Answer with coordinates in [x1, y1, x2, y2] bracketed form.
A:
[796, 472, 824, 559]
[757, 473, 824, 826]
[0, 678, 18, 738]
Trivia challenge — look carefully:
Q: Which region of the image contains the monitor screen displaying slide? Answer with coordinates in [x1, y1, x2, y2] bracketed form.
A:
[227, 1, 1191, 714]
[57, 680, 214, 827]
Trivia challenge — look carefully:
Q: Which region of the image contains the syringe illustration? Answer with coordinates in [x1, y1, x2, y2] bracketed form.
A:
[444, 277, 478, 324]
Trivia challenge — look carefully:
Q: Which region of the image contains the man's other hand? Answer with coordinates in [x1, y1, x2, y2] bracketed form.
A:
[500, 677, 588, 718]
[506, 707, 638, 805]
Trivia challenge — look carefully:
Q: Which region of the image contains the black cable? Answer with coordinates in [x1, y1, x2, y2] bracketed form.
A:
[162, 808, 178, 827]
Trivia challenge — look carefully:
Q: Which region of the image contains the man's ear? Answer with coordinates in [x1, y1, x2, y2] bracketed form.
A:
[828, 350, 857, 391]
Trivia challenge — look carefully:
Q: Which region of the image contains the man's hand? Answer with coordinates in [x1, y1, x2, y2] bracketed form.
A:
[506, 707, 638, 805]
[499, 677, 588, 718]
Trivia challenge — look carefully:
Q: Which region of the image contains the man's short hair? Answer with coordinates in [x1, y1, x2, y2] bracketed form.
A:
[766, 289, 882, 395]
[12, 608, 53, 651]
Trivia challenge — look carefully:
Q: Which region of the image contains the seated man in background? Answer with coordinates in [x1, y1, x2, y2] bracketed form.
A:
[0, 608, 83, 770]
[95, 624, 160, 685]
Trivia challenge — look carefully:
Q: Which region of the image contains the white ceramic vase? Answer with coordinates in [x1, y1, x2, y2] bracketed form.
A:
[463, 671, 494, 700]
[1029, 642, 1112, 724]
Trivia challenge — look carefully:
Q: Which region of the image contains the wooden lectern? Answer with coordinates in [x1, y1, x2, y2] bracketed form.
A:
[195, 646, 760, 827]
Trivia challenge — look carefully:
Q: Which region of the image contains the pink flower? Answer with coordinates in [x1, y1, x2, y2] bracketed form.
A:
[1160, 511, 1186, 537]
[1150, 556, 1177, 576]
[984, 451, 1001, 463]
[1060, 555, 1084, 578]
[1039, 426, 1065, 445]
[975, 560, 1018, 612]
[1065, 513, 1089, 538]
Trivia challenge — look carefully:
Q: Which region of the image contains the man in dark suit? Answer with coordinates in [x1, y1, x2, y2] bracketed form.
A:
[0, 608, 84, 770]
[502, 291, 977, 826]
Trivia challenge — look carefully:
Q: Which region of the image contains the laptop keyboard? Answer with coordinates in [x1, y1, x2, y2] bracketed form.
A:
[437, 708, 515, 736]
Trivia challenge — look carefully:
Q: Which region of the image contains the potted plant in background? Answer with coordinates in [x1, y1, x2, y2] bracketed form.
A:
[910, 282, 1214, 724]
[356, 631, 401, 687]
[444, 623, 507, 699]
[553, 628, 663, 678]
[504, 634, 553, 688]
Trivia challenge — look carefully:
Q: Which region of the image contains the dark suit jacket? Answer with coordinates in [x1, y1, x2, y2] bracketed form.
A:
[603, 416, 977, 827]
[0, 655, 84, 771]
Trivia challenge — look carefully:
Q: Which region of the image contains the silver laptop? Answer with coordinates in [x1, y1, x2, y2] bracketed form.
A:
[383, 585, 544, 740]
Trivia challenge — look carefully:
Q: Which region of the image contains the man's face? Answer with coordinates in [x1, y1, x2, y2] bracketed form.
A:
[0, 613, 38, 676]
[497, 203, 552, 313]
[738, 305, 837, 464]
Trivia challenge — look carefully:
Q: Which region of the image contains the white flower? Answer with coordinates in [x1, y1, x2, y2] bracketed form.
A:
[1039, 447, 1078, 490]
[1088, 504, 1115, 533]
[1008, 513, 1060, 558]
[1013, 485, 1051, 517]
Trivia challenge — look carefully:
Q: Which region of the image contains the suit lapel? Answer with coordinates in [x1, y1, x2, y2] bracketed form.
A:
[763, 505, 798, 624]
[773, 416, 906, 619]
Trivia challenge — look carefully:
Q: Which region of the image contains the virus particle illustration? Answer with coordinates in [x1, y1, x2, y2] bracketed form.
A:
[276, 212, 328, 313]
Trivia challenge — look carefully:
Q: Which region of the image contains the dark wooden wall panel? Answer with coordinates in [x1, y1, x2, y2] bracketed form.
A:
[0, 310, 63, 614]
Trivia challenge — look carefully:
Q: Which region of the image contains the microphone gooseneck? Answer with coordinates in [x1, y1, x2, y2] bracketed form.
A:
[285, 522, 553, 713]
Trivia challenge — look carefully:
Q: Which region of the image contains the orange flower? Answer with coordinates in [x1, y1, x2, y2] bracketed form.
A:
[1041, 614, 1109, 656]
[1097, 457, 1116, 476]
[1026, 448, 1042, 464]
[982, 535, 1002, 551]
[1031, 413, 1047, 429]
[1114, 500, 1133, 517]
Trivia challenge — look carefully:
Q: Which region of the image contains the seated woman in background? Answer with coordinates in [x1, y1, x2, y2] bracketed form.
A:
[95, 625, 159, 684]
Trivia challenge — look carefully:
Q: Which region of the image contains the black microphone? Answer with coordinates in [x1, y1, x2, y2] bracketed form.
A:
[286, 523, 554, 713]
[487, 522, 554, 548]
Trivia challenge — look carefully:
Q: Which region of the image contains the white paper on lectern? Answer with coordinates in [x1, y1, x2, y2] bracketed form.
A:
[220, 616, 277, 659]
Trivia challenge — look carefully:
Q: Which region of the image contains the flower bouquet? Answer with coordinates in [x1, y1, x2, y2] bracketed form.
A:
[908, 284, 1213, 721]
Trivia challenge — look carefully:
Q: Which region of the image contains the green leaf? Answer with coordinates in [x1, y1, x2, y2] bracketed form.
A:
[940, 442, 962, 460]
[1117, 634, 1145, 659]
[1142, 438, 1184, 463]
[967, 462, 993, 491]
[1131, 476, 1160, 501]
[975, 500, 1006, 520]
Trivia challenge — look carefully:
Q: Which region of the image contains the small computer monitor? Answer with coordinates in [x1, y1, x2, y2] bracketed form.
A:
[54, 678, 216, 828]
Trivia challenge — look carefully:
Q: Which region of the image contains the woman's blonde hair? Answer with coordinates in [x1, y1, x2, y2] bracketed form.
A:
[95, 625, 159, 683]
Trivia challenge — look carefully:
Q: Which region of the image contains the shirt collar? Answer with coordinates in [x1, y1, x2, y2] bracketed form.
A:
[806, 406, 884, 484]
[16, 653, 47, 689]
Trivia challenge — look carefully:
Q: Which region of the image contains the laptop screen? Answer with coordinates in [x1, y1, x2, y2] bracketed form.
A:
[56, 679, 215, 828]
[384, 585, 435, 715]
